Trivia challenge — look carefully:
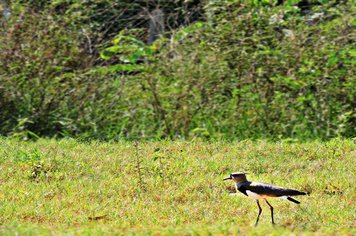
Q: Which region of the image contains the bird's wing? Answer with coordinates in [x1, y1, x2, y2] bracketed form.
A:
[246, 182, 306, 197]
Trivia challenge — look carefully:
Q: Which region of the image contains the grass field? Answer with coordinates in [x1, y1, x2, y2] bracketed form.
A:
[0, 138, 355, 235]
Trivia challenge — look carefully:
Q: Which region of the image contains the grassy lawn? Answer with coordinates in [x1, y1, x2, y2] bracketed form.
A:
[0, 138, 355, 235]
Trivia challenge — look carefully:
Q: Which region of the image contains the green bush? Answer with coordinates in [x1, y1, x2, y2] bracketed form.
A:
[148, 1, 355, 139]
[0, 1, 354, 140]
[0, 5, 90, 138]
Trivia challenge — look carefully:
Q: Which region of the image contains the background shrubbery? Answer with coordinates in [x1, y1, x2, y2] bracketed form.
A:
[0, 0, 355, 140]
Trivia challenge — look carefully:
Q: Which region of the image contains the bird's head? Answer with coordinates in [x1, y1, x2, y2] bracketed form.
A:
[223, 172, 248, 183]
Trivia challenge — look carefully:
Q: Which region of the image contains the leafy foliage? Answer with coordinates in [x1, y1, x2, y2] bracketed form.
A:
[151, 1, 355, 139]
[0, 0, 354, 140]
[0, 5, 91, 139]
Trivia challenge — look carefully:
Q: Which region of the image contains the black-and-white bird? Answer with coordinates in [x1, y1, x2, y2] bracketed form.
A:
[224, 172, 308, 226]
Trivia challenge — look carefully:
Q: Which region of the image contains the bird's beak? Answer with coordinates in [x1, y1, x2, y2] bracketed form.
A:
[223, 176, 232, 181]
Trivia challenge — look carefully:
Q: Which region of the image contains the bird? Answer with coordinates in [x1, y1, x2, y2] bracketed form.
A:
[224, 172, 308, 226]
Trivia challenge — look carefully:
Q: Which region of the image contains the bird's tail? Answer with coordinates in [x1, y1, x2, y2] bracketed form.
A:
[287, 197, 300, 204]
[286, 189, 309, 196]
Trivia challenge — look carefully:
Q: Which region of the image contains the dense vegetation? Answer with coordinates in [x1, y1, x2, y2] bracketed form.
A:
[0, 138, 355, 235]
[0, 0, 354, 140]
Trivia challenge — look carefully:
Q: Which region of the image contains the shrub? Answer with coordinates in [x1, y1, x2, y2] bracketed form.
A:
[148, 1, 355, 139]
[0, 5, 91, 138]
[0, 1, 354, 140]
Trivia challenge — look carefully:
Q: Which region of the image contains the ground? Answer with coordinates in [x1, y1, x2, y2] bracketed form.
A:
[0, 138, 355, 235]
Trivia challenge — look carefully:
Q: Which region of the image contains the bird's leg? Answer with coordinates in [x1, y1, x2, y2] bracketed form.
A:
[255, 200, 262, 227]
[265, 200, 275, 225]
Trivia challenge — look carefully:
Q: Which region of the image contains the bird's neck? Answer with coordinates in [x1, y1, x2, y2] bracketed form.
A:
[235, 179, 248, 188]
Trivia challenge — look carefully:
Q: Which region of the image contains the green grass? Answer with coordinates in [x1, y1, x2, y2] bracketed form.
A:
[0, 138, 355, 235]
